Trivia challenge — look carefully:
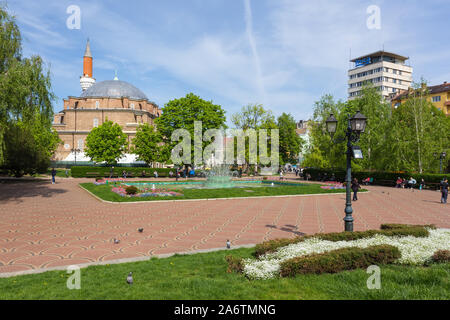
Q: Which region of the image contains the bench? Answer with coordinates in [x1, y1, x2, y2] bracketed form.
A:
[86, 172, 101, 177]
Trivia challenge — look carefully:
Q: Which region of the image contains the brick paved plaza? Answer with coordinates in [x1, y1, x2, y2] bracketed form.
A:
[0, 176, 448, 276]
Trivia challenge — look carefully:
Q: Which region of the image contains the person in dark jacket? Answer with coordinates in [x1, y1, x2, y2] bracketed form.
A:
[51, 168, 57, 184]
[351, 178, 360, 201]
[441, 178, 449, 204]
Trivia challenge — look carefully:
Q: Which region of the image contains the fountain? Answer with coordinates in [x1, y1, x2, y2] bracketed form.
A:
[203, 165, 239, 188]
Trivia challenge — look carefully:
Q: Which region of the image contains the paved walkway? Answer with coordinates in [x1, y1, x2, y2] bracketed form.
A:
[0, 176, 448, 276]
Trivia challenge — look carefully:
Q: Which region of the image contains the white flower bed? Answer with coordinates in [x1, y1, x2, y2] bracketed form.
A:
[243, 228, 450, 279]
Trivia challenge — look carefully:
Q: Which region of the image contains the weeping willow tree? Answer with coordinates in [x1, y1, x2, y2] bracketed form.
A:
[0, 6, 60, 176]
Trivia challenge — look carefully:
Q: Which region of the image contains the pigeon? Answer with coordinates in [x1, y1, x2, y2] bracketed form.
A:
[126, 272, 133, 285]
[138, 228, 144, 233]
[226, 240, 231, 249]
[114, 238, 120, 244]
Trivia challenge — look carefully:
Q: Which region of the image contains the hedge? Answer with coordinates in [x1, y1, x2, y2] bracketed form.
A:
[431, 250, 450, 263]
[279, 245, 401, 276]
[254, 224, 431, 257]
[302, 168, 449, 188]
[70, 166, 175, 178]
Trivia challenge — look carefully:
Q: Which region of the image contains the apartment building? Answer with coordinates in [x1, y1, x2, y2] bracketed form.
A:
[348, 51, 413, 100]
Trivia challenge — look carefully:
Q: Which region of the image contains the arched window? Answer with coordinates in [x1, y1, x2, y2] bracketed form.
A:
[130, 103, 135, 110]
[77, 139, 84, 150]
[74, 101, 79, 109]
[93, 118, 99, 127]
[95, 101, 100, 109]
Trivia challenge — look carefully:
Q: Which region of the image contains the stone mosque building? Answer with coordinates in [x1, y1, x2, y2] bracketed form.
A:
[52, 40, 161, 163]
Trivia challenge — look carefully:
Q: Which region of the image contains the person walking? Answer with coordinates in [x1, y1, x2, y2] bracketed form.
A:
[351, 178, 360, 201]
[441, 178, 449, 204]
[419, 178, 425, 190]
[51, 168, 57, 184]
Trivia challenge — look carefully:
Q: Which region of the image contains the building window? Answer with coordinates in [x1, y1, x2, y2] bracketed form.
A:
[74, 101, 79, 109]
[432, 96, 441, 102]
[130, 103, 135, 110]
[93, 118, 99, 127]
[399, 70, 402, 75]
[95, 101, 100, 109]
[78, 139, 84, 150]
[60, 116, 64, 124]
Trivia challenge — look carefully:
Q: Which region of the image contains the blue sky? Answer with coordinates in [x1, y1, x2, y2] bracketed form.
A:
[6, 0, 450, 124]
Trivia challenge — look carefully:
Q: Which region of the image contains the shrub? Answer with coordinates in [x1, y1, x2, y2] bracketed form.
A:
[279, 245, 401, 276]
[125, 185, 138, 195]
[302, 168, 449, 188]
[431, 250, 450, 263]
[225, 255, 244, 273]
[71, 166, 173, 178]
[254, 224, 431, 257]
[380, 223, 436, 230]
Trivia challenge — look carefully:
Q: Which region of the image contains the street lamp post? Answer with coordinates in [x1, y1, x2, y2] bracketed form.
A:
[71, 148, 81, 164]
[434, 152, 447, 174]
[326, 111, 367, 232]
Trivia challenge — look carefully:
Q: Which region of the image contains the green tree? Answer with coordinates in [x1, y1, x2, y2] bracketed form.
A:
[155, 93, 227, 166]
[131, 124, 163, 165]
[0, 6, 59, 173]
[302, 95, 348, 169]
[349, 86, 392, 171]
[231, 103, 275, 130]
[231, 103, 279, 170]
[386, 82, 450, 173]
[84, 120, 127, 165]
[277, 113, 303, 164]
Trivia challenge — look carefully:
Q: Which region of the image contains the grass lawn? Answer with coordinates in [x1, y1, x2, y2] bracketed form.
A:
[80, 181, 355, 202]
[0, 247, 448, 300]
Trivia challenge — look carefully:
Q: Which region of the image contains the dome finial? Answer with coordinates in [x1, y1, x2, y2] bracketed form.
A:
[114, 70, 118, 81]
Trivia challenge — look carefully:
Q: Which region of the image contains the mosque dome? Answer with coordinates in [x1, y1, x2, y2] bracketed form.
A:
[80, 79, 149, 100]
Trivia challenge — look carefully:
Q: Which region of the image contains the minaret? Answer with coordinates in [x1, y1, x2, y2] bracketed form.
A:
[80, 39, 95, 91]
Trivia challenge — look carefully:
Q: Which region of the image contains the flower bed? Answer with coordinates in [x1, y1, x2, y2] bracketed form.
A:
[241, 227, 450, 279]
[94, 178, 127, 185]
[111, 185, 183, 198]
[320, 181, 345, 190]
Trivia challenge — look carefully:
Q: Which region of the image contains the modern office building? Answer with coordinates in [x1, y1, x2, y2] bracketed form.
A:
[348, 51, 413, 100]
[390, 82, 450, 115]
